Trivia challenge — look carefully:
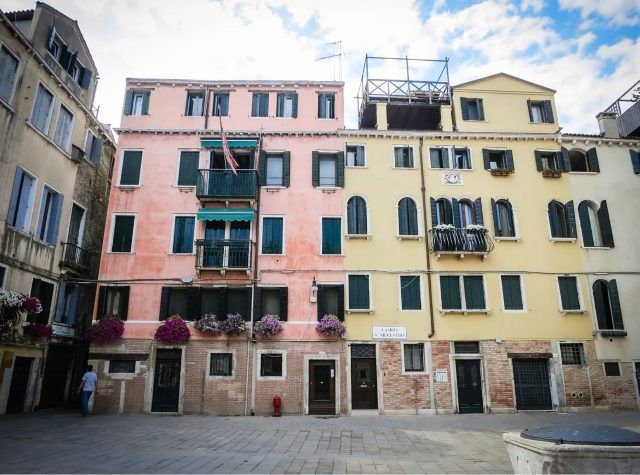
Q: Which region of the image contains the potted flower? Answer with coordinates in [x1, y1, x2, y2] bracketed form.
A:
[194, 314, 222, 336]
[434, 224, 455, 232]
[542, 167, 562, 178]
[220, 313, 246, 336]
[0, 290, 42, 327]
[490, 167, 514, 176]
[23, 323, 53, 342]
[465, 224, 487, 232]
[155, 315, 190, 344]
[253, 315, 283, 338]
[316, 314, 346, 337]
[85, 315, 125, 343]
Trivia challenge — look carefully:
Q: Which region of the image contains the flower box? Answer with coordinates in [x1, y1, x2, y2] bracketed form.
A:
[490, 168, 514, 176]
[155, 316, 190, 344]
[542, 169, 562, 178]
[85, 315, 125, 343]
[316, 314, 346, 337]
[194, 314, 222, 336]
[253, 315, 283, 338]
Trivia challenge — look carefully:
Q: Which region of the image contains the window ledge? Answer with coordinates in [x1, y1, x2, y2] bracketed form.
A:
[345, 234, 371, 240]
[345, 166, 368, 169]
[172, 185, 196, 191]
[402, 371, 428, 376]
[0, 96, 15, 114]
[431, 167, 472, 172]
[167, 252, 196, 256]
[346, 309, 374, 314]
[582, 246, 613, 250]
[116, 185, 142, 190]
[568, 171, 598, 175]
[550, 238, 576, 243]
[257, 376, 285, 381]
[318, 253, 345, 257]
[597, 330, 627, 337]
[502, 309, 528, 314]
[396, 235, 423, 241]
[319, 186, 340, 193]
[264, 186, 286, 191]
[259, 253, 286, 256]
[206, 375, 235, 380]
[495, 236, 520, 242]
[33, 238, 55, 249]
[106, 251, 135, 255]
[440, 309, 491, 315]
[5, 224, 32, 238]
[560, 309, 586, 315]
[391, 167, 418, 170]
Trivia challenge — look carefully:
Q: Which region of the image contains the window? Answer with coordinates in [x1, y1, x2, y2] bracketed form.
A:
[185, 91, 204, 116]
[432, 198, 453, 226]
[31, 84, 54, 133]
[0, 45, 19, 103]
[631, 150, 640, 174]
[430, 147, 449, 169]
[177, 151, 199, 186]
[7, 166, 36, 232]
[394, 146, 414, 168]
[501, 275, 524, 311]
[201, 220, 251, 269]
[492, 199, 515, 237]
[196, 287, 251, 321]
[317, 285, 344, 321]
[568, 149, 599, 173]
[84, 132, 103, 165]
[318, 93, 335, 119]
[440, 275, 486, 311]
[403, 344, 425, 372]
[453, 148, 471, 169]
[319, 155, 337, 186]
[346, 196, 367, 235]
[98, 286, 129, 319]
[312, 151, 343, 188]
[548, 200, 575, 239]
[265, 153, 284, 186]
[162, 288, 195, 320]
[458, 200, 475, 227]
[119, 151, 143, 186]
[29, 278, 54, 324]
[257, 287, 288, 321]
[35, 186, 63, 245]
[251, 93, 269, 117]
[398, 198, 419, 236]
[53, 105, 74, 152]
[593, 279, 624, 332]
[261, 217, 283, 254]
[0, 265, 6, 288]
[558, 276, 582, 311]
[604, 362, 620, 377]
[560, 343, 585, 366]
[54, 282, 79, 326]
[66, 203, 85, 248]
[109, 360, 135, 373]
[535, 151, 563, 172]
[110, 215, 135, 252]
[321, 217, 341, 254]
[212, 93, 229, 116]
[346, 145, 365, 167]
[126, 90, 150, 116]
[483, 149, 514, 171]
[210, 353, 232, 376]
[172, 216, 195, 254]
[348, 275, 370, 311]
[276, 92, 297, 118]
[527, 99, 554, 123]
[578, 200, 613, 248]
[400, 276, 421, 310]
[260, 353, 283, 377]
[460, 98, 484, 121]
[454, 341, 480, 354]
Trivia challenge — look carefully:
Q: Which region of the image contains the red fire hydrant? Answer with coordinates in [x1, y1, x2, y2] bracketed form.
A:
[272, 395, 282, 417]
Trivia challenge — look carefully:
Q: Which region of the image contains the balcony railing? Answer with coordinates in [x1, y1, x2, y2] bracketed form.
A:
[60, 242, 95, 271]
[195, 239, 251, 270]
[196, 169, 257, 200]
[428, 228, 494, 257]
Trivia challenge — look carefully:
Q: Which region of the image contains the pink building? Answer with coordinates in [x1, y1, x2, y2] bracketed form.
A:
[91, 79, 346, 415]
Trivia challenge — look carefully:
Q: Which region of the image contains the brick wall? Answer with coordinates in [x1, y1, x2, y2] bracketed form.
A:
[431, 341, 453, 411]
[378, 341, 430, 412]
[604, 362, 638, 410]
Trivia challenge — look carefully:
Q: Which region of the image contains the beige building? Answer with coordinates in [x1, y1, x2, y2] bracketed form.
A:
[0, 3, 115, 414]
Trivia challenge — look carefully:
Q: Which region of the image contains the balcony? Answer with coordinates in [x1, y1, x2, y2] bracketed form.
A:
[195, 239, 251, 272]
[428, 228, 494, 259]
[196, 169, 257, 201]
[60, 242, 95, 272]
[604, 80, 640, 138]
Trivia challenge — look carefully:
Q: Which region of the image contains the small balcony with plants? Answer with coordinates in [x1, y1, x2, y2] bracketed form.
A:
[428, 224, 494, 259]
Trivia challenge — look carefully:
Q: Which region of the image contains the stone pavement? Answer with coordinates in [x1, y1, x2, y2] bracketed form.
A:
[1, 411, 640, 474]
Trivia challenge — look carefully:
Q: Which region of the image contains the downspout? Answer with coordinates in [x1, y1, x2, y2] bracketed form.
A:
[203, 85, 210, 130]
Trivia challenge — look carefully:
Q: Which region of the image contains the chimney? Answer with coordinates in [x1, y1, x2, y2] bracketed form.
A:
[596, 112, 620, 138]
[375, 103, 388, 131]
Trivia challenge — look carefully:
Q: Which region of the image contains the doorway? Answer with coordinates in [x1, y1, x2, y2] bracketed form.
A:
[308, 360, 336, 415]
[512, 358, 553, 410]
[350, 344, 378, 410]
[6, 357, 34, 414]
[455, 359, 483, 413]
[151, 349, 182, 412]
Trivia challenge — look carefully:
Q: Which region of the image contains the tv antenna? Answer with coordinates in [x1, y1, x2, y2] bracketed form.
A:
[315, 41, 350, 81]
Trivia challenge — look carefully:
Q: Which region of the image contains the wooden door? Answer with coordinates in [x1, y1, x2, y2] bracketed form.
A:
[351, 356, 378, 410]
[151, 349, 182, 412]
[456, 359, 483, 413]
[308, 360, 335, 415]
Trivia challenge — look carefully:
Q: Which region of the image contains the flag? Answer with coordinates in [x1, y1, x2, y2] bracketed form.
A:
[219, 115, 239, 175]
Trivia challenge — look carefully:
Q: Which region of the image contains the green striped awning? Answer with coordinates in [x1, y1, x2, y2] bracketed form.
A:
[197, 209, 255, 221]
[201, 139, 257, 148]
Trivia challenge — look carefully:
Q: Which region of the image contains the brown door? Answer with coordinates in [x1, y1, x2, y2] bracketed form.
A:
[309, 360, 336, 415]
[351, 344, 378, 410]
[6, 357, 33, 414]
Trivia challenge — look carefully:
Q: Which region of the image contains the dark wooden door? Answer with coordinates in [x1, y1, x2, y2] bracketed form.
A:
[40, 346, 73, 408]
[6, 357, 33, 414]
[456, 359, 483, 413]
[351, 358, 378, 410]
[309, 360, 335, 415]
[151, 349, 182, 412]
[512, 358, 552, 410]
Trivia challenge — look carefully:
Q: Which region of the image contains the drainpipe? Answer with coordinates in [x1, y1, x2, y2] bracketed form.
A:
[203, 84, 210, 130]
[418, 137, 435, 339]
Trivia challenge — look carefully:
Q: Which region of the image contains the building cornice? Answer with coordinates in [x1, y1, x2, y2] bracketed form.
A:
[340, 129, 559, 141]
[125, 78, 344, 88]
[114, 128, 340, 138]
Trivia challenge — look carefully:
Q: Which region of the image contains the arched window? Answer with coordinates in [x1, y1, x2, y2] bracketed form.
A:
[458, 200, 474, 227]
[398, 197, 419, 236]
[592, 279, 624, 331]
[568, 148, 599, 173]
[578, 200, 614, 247]
[347, 196, 367, 235]
[548, 200, 576, 238]
[431, 198, 453, 226]
[492, 199, 515, 237]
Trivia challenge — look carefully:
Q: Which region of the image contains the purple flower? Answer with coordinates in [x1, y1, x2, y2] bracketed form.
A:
[85, 315, 125, 343]
[194, 314, 222, 335]
[253, 314, 283, 338]
[316, 314, 346, 336]
[20, 296, 43, 315]
[220, 313, 246, 336]
[24, 323, 53, 341]
[155, 316, 190, 343]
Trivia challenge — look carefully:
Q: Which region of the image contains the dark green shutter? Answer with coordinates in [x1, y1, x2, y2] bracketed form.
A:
[119, 287, 130, 320]
[112, 216, 135, 252]
[473, 198, 484, 226]
[460, 97, 469, 120]
[598, 200, 614, 248]
[482, 149, 490, 170]
[565, 201, 576, 238]
[577, 201, 594, 247]
[559, 277, 580, 310]
[586, 148, 600, 173]
[452, 199, 461, 228]
[186, 287, 201, 321]
[97, 286, 106, 319]
[501, 276, 522, 310]
[120, 151, 142, 185]
[477, 99, 485, 120]
[318, 94, 326, 118]
[430, 198, 437, 227]
[534, 150, 543, 172]
[561, 147, 570, 171]
[336, 151, 345, 187]
[178, 151, 199, 186]
[276, 93, 284, 117]
[311, 151, 319, 187]
[491, 198, 499, 236]
[260, 94, 268, 116]
[282, 151, 290, 187]
[527, 99, 533, 122]
[336, 285, 345, 321]
[218, 288, 228, 319]
[505, 150, 514, 170]
[141, 91, 150, 115]
[253, 286, 262, 321]
[317, 285, 326, 321]
[123, 90, 133, 115]
[543, 100, 554, 123]
[292, 93, 298, 118]
[430, 148, 440, 168]
[159, 287, 170, 320]
[592, 281, 608, 329]
[252, 94, 259, 116]
[548, 201, 560, 238]
[630, 150, 640, 174]
[59, 45, 71, 69]
[79, 67, 92, 89]
[258, 150, 266, 186]
[400, 276, 421, 310]
[440, 276, 461, 310]
[349, 275, 369, 310]
[279, 287, 288, 321]
[608, 280, 624, 330]
[463, 276, 485, 310]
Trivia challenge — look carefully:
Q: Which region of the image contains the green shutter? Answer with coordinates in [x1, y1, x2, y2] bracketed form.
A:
[120, 151, 142, 185]
[608, 280, 624, 330]
[527, 99, 533, 122]
[349, 275, 370, 310]
[251, 94, 259, 116]
[534, 150, 543, 172]
[260, 93, 268, 116]
[253, 286, 262, 321]
[473, 198, 484, 226]
[159, 287, 170, 320]
[282, 151, 291, 187]
[559, 277, 580, 310]
[505, 150, 514, 170]
[430, 198, 437, 227]
[317, 285, 326, 321]
[279, 287, 288, 321]
[186, 287, 201, 321]
[501, 276, 523, 310]
[322, 218, 340, 254]
[336, 151, 345, 187]
[491, 198, 499, 236]
[452, 199, 461, 228]
[97, 286, 106, 319]
[311, 151, 319, 187]
[543, 100, 554, 123]
[482, 149, 490, 170]
[463, 276, 485, 310]
[477, 99, 485, 120]
[460, 97, 469, 120]
[141, 90, 150, 115]
[598, 200, 614, 248]
[577, 201, 594, 247]
[440, 276, 461, 310]
[565, 201, 576, 238]
[336, 285, 345, 321]
[178, 151, 199, 186]
[123, 89, 133, 115]
[587, 148, 600, 172]
[292, 93, 298, 118]
[276, 93, 284, 117]
[561, 147, 571, 171]
[258, 150, 266, 186]
[400, 276, 421, 310]
[548, 201, 561, 238]
[630, 150, 640, 174]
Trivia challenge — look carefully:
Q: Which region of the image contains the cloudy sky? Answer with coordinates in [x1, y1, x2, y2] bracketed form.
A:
[4, 0, 639, 133]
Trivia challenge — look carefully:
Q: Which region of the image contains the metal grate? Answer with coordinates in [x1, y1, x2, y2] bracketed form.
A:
[210, 353, 232, 376]
[560, 343, 585, 365]
[454, 341, 480, 354]
[351, 344, 375, 358]
[403, 344, 425, 372]
[512, 359, 552, 410]
[604, 362, 621, 377]
[109, 360, 135, 373]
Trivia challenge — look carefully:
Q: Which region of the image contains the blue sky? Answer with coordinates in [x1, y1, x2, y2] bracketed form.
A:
[3, 0, 639, 132]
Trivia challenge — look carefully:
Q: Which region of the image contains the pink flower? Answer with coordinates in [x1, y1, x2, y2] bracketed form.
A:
[316, 314, 346, 336]
[85, 316, 125, 343]
[253, 315, 283, 338]
[155, 316, 190, 343]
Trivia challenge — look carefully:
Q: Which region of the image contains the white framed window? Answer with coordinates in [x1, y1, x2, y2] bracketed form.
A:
[109, 213, 137, 253]
[176, 150, 199, 187]
[132, 92, 145, 115]
[402, 343, 426, 373]
[257, 350, 286, 380]
[185, 91, 205, 116]
[207, 350, 234, 379]
[265, 153, 284, 186]
[317, 93, 335, 119]
[399, 275, 423, 311]
[260, 215, 285, 255]
[439, 274, 489, 313]
[346, 195, 369, 236]
[118, 150, 143, 187]
[7, 165, 37, 232]
[0, 43, 20, 105]
[35, 184, 63, 246]
[393, 146, 415, 168]
[30, 83, 54, 134]
[53, 104, 75, 153]
[319, 154, 337, 187]
[499, 274, 527, 312]
[320, 216, 342, 255]
[170, 214, 196, 254]
[556, 275, 585, 313]
[346, 273, 372, 312]
[346, 144, 366, 167]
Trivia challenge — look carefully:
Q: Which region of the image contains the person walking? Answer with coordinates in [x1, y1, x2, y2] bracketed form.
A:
[78, 365, 97, 417]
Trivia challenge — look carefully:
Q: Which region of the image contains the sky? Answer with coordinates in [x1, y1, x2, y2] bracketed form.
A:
[3, 0, 639, 133]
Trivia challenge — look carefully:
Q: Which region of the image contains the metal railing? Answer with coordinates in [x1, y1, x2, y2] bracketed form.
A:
[604, 80, 640, 138]
[61, 242, 94, 270]
[196, 169, 257, 200]
[428, 228, 494, 255]
[195, 239, 251, 270]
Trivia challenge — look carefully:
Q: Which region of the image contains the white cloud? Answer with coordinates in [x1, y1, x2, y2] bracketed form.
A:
[521, 0, 545, 13]
[559, 0, 640, 26]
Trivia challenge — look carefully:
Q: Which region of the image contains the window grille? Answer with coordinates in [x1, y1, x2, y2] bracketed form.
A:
[454, 341, 480, 354]
[560, 343, 585, 365]
[351, 344, 375, 358]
